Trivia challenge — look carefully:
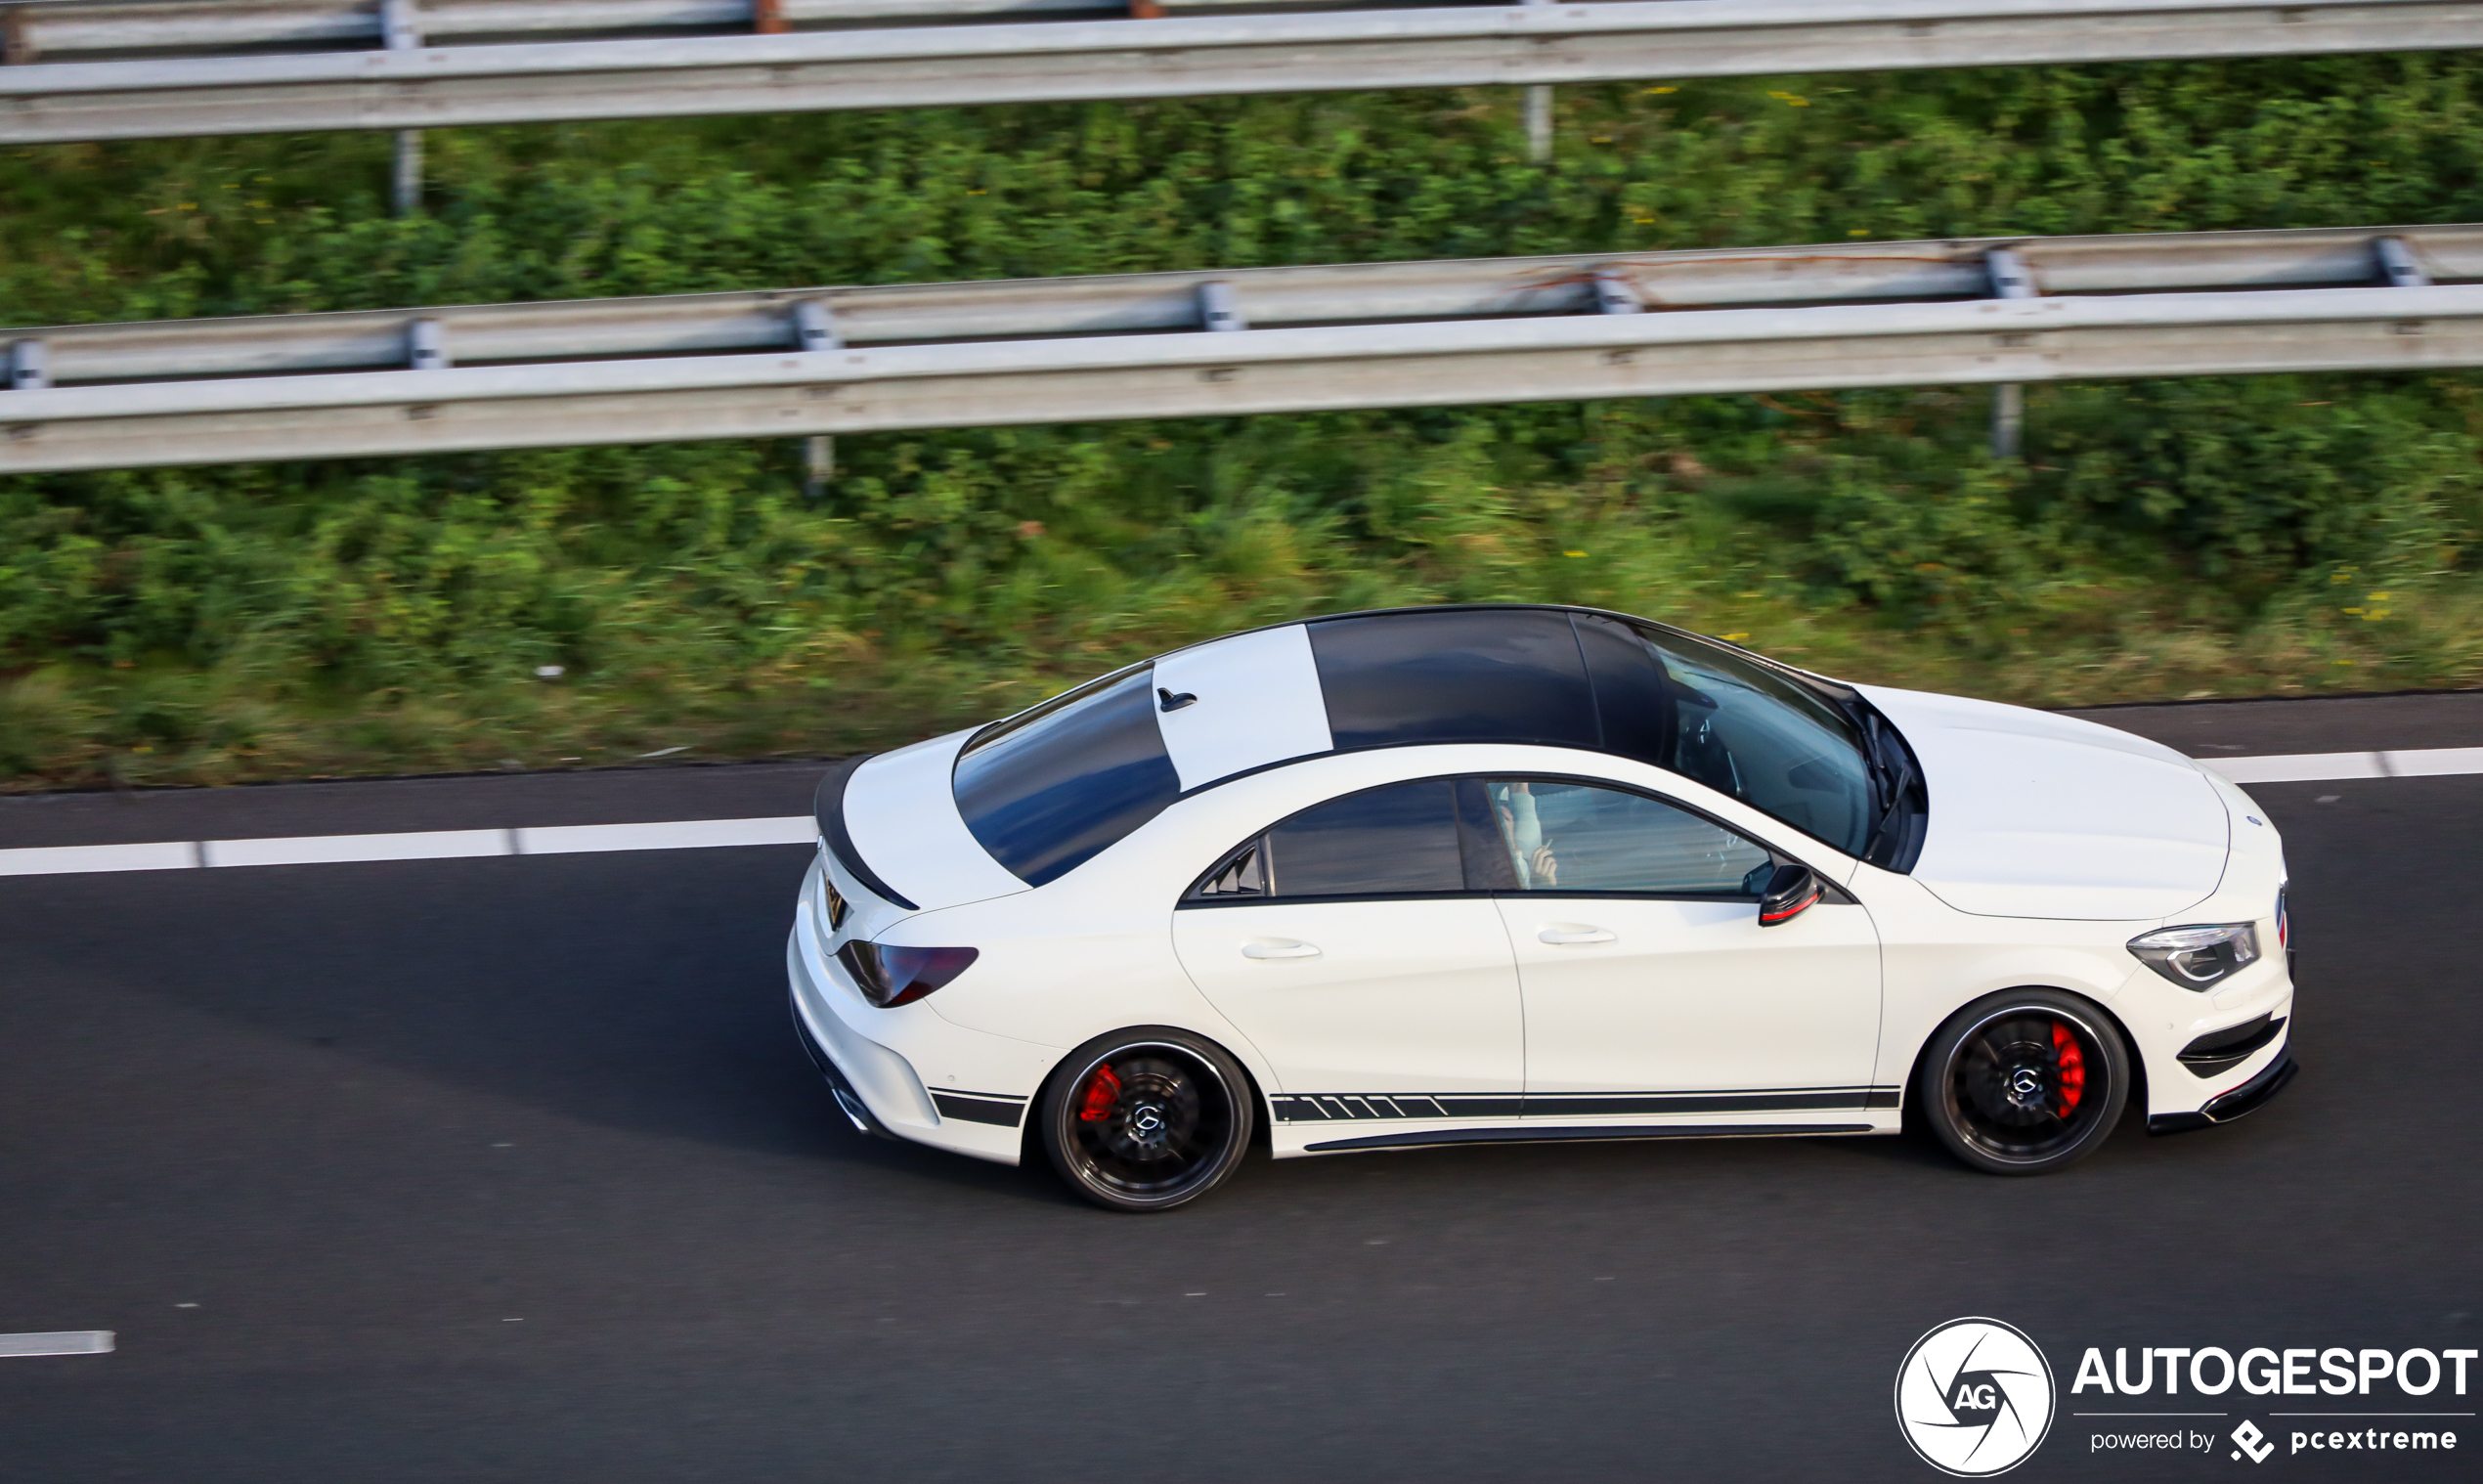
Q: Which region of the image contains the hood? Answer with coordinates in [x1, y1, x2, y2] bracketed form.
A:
[1858, 685, 2230, 921]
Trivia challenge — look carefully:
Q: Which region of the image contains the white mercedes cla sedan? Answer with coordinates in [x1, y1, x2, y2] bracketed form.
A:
[787, 605, 2295, 1211]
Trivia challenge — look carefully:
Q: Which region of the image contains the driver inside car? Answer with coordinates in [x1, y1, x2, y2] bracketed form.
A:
[1493, 780, 1560, 888]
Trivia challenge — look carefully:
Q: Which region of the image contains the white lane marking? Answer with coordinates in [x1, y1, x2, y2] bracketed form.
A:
[2378, 744, 2483, 777]
[0, 1331, 113, 1357]
[0, 815, 814, 878]
[2198, 745, 2483, 782]
[516, 816, 813, 854]
[1, 740, 2480, 881]
[203, 828, 508, 868]
[0, 841, 196, 877]
[2201, 751, 2389, 783]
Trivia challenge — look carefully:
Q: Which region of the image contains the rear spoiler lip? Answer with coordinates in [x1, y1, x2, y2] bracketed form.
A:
[812, 754, 920, 911]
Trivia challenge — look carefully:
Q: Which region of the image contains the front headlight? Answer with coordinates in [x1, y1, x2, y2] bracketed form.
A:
[2128, 922, 2260, 988]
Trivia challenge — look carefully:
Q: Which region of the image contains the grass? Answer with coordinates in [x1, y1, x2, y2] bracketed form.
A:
[4, 57, 2482, 788]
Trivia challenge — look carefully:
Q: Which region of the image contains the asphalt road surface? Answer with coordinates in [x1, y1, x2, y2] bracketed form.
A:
[3, 694, 2477, 1482]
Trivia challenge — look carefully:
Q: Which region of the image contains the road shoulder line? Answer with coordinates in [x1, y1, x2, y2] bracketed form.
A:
[3, 745, 2479, 878]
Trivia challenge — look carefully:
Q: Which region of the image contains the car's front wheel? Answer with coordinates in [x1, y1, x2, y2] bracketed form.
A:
[1039, 1028, 1255, 1212]
[1921, 989, 2131, 1175]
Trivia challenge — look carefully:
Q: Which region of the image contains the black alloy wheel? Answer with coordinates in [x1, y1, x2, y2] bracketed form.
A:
[1039, 1027, 1254, 1212]
[1922, 988, 2131, 1175]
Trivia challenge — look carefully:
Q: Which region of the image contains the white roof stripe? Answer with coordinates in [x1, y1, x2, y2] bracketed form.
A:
[1153, 623, 1333, 792]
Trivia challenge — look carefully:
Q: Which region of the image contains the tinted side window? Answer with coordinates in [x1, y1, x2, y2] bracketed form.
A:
[954, 667, 1183, 887]
[1188, 781, 1470, 902]
[1635, 629, 1875, 857]
[1267, 780, 1465, 896]
[1481, 779, 1772, 895]
[1309, 610, 1596, 750]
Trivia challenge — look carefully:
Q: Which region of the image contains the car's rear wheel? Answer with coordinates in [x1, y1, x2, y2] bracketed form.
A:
[1039, 1028, 1253, 1212]
[1922, 989, 2130, 1175]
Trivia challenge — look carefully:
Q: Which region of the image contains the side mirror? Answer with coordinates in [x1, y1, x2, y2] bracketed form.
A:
[1758, 863, 1822, 927]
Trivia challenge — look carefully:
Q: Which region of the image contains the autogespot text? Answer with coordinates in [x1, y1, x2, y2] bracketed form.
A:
[2071, 1343, 2473, 1400]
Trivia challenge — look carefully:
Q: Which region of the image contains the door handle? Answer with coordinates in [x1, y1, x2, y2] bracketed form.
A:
[1242, 940, 1321, 959]
[1538, 927, 1617, 944]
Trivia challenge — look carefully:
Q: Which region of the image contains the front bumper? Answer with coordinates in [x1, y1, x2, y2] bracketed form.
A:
[2148, 1053, 2299, 1136]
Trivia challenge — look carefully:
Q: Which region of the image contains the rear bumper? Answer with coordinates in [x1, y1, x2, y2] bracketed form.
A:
[786, 926, 942, 1134]
[788, 990, 897, 1141]
[784, 902, 1037, 1165]
[2148, 1053, 2298, 1136]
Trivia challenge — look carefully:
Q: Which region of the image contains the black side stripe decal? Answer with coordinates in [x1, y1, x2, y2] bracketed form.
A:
[1271, 1088, 1901, 1122]
[1305, 1123, 1875, 1153]
[1525, 1089, 1899, 1116]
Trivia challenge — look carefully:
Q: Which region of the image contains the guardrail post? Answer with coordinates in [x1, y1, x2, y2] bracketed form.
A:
[2374, 236, 2430, 287]
[793, 299, 841, 497]
[393, 131, 423, 218]
[2, 6, 33, 66]
[793, 299, 840, 352]
[1525, 87, 1552, 162]
[384, 0, 422, 217]
[9, 338, 47, 390]
[1198, 282, 1246, 331]
[1523, 0, 1552, 162]
[1591, 267, 1643, 315]
[753, 0, 787, 33]
[1984, 246, 2035, 458]
[803, 431, 835, 499]
[408, 318, 449, 371]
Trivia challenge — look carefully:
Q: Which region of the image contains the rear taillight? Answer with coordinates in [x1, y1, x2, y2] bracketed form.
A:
[2275, 885, 2288, 951]
[836, 940, 979, 1009]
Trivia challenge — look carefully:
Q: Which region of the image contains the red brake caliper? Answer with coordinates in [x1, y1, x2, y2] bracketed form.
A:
[2052, 1022, 2086, 1114]
[1078, 1064, 1123, 1122]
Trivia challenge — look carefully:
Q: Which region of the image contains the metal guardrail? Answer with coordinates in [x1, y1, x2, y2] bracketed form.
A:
[17, 224, 2479, 380]
[3, 0, 2478, 144]
[1, 224, 2472, 472]
[0, 0, 1155, 59]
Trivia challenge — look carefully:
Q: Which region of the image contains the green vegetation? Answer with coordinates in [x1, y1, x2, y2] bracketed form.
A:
[5, 56, 2482, 788]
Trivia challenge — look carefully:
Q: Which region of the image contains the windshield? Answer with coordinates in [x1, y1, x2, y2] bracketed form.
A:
[1633, 628, 1876, 858]
[952, 666, 1182, 887]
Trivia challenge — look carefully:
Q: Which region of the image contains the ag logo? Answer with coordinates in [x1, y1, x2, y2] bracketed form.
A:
[1895, 1318, 2057, 1476]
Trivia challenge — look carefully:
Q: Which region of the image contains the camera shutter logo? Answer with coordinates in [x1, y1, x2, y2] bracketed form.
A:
[1895, 1318, 2058, 1475]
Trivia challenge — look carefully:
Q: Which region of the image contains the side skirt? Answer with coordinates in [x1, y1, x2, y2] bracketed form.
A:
[1303, 1123, 1877, 1154]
